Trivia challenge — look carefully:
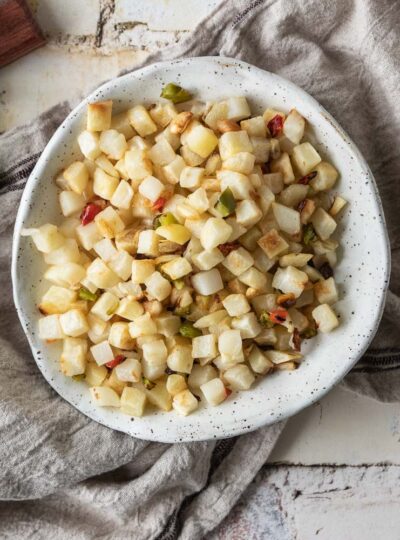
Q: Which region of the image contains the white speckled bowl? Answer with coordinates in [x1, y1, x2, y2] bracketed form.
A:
[12, 57, 390, 442]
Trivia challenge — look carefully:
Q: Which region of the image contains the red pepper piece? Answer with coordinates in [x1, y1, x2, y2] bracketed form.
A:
[80, 203, 102, 225]
[267, 114, 284, 137]
[269, 308, 288, 324]
[218, 242, 240, 256]
[105, 355, 126, 369]
[225, 387, 232, 397]
[292, 328, 302, 351]
[298, 171, 317, 185]
[152, 197, 166, 212]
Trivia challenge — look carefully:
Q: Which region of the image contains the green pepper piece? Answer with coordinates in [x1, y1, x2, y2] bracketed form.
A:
[303, 224, 317, 245]
[160, 83, 192, 104]
[142, 377, 155, 390]
[215, 188, 236, 217]
[78, 287, 98, 302]
[259, 311, 274, 328]
[179, 321, 202, 338]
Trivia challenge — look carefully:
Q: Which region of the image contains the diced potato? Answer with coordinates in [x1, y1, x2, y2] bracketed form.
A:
[45, 262, 86, 288]
[192, 334, 217, 358]
[270, 153, 295, 185]
[86, 258, 119, 289]
[115, 296, 144, 321]
[131, 259, 155, 284]
[250, 136, 270, 163]
[125, 148, 153, 182]
[240, 116, 266, 137]
[110, 180, 134, 209]
[310, 161, 338, 191]
[186, 365, 216, 390]
[312, 303, 339, 332]
[59, 309, 89, 337]
[87, 101, 112, 131]
[248, 346, 274, 374]
[180, 166, 205, 190]
[77, 130, 101, 161]
[39, 286, 77, 315]
[138, 175, 164, 203]
[222, 294, 250, 317]
[94, 206, 125, 239]
[76, 222, 102, 251]
[217, 170, 252, 201]
[149, 138, 176, 166]
[59, 191, 85, 217]
[99, 129, 127, 160]
[186, 124, 218, 158]
[167, 343, 193, 373]
[90, 291, 119, 321]
[263, 108, 285, 125]
[311, 207, 337, 240]
[192, 248, 224, 271]
[107, 322, 134, 350]
[291, 142, 322, 176]
[264, 172, 284, 194]
[128, 105, 157, 137]
[166, 374, 187, 396]
[271, 202, 301, 235]
[38, 314, 64, 340]
[90, 386, 120, 407]
[156, 314, 181, 337]
[64, 161, 89, 194]
[121, 387, 146, 416]
[111, 111, 136, 139]
[219, 131, 253, 160]
[283, 109, 305, 144]
[200, 217, 232, 250]
[162, 257, 192, 280]
[204, 101, 228, 130]
[142, 339, 168, 365]
[191, 268, 224, 296]
[223, 152, 255, 175]
[231, 312, 261, 339]
[22, 223, 65, 254]
[128, 313, 157, 338]
[93, 168, 119, 200]
[44, 238, 80, 265]
[145, 271, 172, 301]
[314, 277, 338, 305]
[146, 382, 172, 411]
[272, 266, 308, 298]
[95, 154, 119, 177]
[329, 196, 347, 217]
[224, 96, 251, 121]
[173, 389, 198, 416]
[85, 362, 107, 386]
[187, 188, 209, 213]
[265, 350, 302, 364]
[257, 229, 289, 259]
[279, 253, 313, 268]
[113, 355, 142, 384]
[137, 230, 159, 257]
[238, 267, 269, 291]
[156, 224, 191, 245]
[279, 184, 309, 208]
[224, 364, 255, 390]
[60, 337, 87, 376]
[222, 247, 254, 276]
[163, 155, 186, 185]
[236, 200, 262, 227]
[200, 378, 228, 406]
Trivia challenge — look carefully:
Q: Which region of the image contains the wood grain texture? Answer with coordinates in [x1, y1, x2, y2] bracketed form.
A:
[0, 0, 45, 67]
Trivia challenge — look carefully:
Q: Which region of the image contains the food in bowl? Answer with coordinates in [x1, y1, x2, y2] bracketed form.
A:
[22, 83, 346, 417]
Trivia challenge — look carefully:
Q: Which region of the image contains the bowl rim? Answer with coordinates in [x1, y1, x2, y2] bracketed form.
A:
[11, 55, 391, 442]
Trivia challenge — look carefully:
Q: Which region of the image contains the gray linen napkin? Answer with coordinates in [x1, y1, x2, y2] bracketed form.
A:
[1, 0, 400, 538]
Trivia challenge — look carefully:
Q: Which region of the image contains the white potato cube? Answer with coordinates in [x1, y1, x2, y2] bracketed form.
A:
[99, 129, 127, 160]
[162, 257, 192, 280]
[192, 248, 224, 271]
[156, 314, 181, 338]
[167, 343, 193, 374]
[240, 116, 266, 137]
[44, 263, 86, 288]
[93, 238, 117, 262]
[64, 161, 89, 194]
[149, 139, 175, 166]
[139, 175, 165, 203]
[142, 339, 168, 363]
[95, 154, 119, 177]
[149, 102, 177, 128]
[188, 364, 218, 389]
[163, 155, 186, 184]
[94, 206, 125, 238]
[311, 207, 337, 240]
[272, 266, 308, 298]
[270, 153, 295, 185]
[115, 296, 144, 320]
[222, 247, 254, 276]
[329, 196, 347, 217]
[279, 253, 313, 268]
[108, 250, 133, 280]
[225, 217, 247, 242]
[180, 166, 205, 190]
[142, 357, 167, 381]
[93, 168, 119, 200]
[24, 223, 64, 253]
[257, 229, 289, 259]
[223, 152, 255, 175]
[166, 374, 187, 396]
[279, 184, 309, 207]
[110, 180, 134, 209]
[125, 148, 153, 182]
[39, 286, 77, 315]
[225, 96, 251, 121]
[250, 136, 270, 163]
[155, 124, 181, 150]
[310, 161, 339, 191]
[200, 217, 232, 250]
[111, 111, 135, 138]
[224, 364, 255, 390]
[292, 142, 322, 175]
[44, 238, 80, 265]
[146, 383, 172, 411]
[231, 312, 262, 338]
[204, 101, 228, 130]
[272, 202, 301, 235]
[200, 378, 228, 406]
[145, 271, 172, 301]
[218, 329, 242, 356]
[90, 386, 120, 407]
[131, 259, 155, 284]
[85, 362, 107, 386]
[59, 309, 89, 337]
[248, 346, 273, 374]
[238, 267, 269, 291]
[283, 109, 306, 144]
[236, 200, 262, 227]
[263, 172, 284, 195]
[191, 268, 224, 296]
[186, 124, 218, 158]
[219, 131, 253, 160]
[173, 390, 198, 416]
[61, 337, 87, 376]
[312, 303, 339, 333]
[192, 334, 217, 359]
[120, 387, 146, 416]
[128, 105, 157, 137]
[314, 277, 339, 305]
[187, 188, 209, 213]
[59, 191, 85, 217]
[76, 222, 102, 250]
[90, 291, 119, 321]
[108, 322, 135, 349]
[38, 315, 64, 340]
[87, 101, 112, 131]
[222, 294, 250, 317]
[137, 230, 159, 257]
[128, 313, 157, 338]
[86, 258, 119, 289]
[218, 170, 252, 200]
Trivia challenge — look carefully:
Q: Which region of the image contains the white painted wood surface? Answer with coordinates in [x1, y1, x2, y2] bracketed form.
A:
[2, 2, 398, 537]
